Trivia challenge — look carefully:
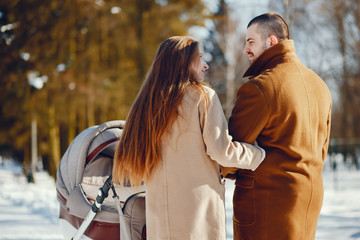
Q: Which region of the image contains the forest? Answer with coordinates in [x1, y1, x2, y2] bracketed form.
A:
[1, 0, 359, 180]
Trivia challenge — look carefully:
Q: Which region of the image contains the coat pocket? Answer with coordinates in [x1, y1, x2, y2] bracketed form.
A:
[233, 174, 255, 226]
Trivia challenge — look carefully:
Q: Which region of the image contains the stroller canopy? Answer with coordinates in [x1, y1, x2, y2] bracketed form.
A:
[56, 120, 125, 200]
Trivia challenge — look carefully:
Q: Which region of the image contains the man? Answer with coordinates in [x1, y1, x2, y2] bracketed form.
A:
[222, 13, 332, 240]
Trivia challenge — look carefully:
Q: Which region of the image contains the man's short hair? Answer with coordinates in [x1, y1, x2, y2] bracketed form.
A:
[248, 13, 290, 41]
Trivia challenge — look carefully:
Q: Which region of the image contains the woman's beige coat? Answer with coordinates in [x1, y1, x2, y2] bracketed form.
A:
[145, 85, 265, 240]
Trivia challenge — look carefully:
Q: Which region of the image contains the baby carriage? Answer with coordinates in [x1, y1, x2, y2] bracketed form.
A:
[56, 120, 146, 240]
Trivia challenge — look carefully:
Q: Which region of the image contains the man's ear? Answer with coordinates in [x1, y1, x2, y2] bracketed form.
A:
[269, 35, 279, 47]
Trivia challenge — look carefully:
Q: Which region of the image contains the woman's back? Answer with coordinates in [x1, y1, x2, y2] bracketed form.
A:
[146, 85, 227, 240]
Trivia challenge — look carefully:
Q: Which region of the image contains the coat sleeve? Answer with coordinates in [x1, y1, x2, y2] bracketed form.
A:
[221, 81, 269, 177]
[200, 88, 265, 171]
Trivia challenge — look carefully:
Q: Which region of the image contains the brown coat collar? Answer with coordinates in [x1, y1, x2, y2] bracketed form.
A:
[243, 39, 296, 78]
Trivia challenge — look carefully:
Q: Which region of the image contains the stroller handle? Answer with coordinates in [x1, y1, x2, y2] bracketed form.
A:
[72, 175, 114, 240]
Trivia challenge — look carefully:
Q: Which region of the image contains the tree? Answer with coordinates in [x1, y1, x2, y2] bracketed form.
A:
[204, 0, 248, 118]
[0, 0, 213, 178]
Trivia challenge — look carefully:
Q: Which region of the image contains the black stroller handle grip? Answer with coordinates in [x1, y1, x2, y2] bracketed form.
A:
[93, 175, 113, 213]
[72, 175, 114, 240]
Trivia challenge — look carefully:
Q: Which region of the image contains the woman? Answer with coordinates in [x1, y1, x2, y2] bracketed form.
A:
[113, 36, 265, 240]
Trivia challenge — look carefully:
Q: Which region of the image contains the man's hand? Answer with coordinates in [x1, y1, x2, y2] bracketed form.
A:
[220, 166, 239, 180]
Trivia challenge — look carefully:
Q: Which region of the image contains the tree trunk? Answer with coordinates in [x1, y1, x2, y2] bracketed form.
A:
[135, 0, 145, 82]
[68, 97, 76, 145]
[48, 104, 61, 178]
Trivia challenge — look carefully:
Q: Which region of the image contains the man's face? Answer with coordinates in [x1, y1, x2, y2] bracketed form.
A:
[244, 23, 270, 64]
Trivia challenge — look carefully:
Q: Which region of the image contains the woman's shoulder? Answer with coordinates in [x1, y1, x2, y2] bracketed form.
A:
[185, 84, 216, 99]
[202, 84, 216, 96]
[183, 85, 219, 115]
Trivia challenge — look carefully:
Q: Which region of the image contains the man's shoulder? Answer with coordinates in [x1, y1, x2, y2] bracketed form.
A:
[246, 70, 276, 90]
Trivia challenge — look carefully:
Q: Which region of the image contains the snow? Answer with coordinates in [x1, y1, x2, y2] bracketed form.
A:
[0, 159, 63, 240]
[0, 155, 359, 240]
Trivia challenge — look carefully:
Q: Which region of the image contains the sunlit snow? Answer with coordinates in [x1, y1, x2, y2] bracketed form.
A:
[0, 154, 359, 240]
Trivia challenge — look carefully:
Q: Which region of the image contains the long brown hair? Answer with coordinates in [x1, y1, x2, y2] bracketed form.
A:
[113, 36, 207, 186]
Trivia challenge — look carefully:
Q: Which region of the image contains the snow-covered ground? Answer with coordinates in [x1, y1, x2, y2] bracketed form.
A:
[0, 155, 359, 240]
[0, 159, 63, 240]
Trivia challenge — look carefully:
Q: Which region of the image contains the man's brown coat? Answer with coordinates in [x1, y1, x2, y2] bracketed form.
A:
[222, 40, 332, 240]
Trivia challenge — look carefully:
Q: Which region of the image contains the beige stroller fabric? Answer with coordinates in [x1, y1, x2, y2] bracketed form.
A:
[56, 121, 146, 240]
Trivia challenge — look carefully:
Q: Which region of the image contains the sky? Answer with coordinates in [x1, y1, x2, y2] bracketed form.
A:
[0, 154, 359, 240]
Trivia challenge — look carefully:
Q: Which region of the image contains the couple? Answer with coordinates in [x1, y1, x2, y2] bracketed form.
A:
[113, 13, 332, 240]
